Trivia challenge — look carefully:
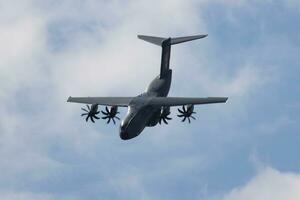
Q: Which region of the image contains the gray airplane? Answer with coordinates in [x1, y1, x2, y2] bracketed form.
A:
[67, 34, 228, 140]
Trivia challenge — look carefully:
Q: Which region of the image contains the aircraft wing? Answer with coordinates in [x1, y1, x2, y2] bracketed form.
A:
[67, 96, 228, 107]
[67, 96, 133, 107]
[149, 97, 228, 106]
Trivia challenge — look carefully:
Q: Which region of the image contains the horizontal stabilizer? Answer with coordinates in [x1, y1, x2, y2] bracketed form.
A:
[137, 35, 165, 46]
[138, 34, 207, 46]
[170, 35, 208, 45]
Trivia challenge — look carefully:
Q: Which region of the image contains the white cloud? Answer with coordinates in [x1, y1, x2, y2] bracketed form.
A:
[257, 115, 297, 135]
[0, 0, 298, 199]
[0, 191, 79, 200]
[285, 0, 300, 9]
[0, 1, 47, 101]
[0, 1, 208, 198]
[47, 0, 206, 98]
[0, 192, 55, 200]
[223, 167, 300, 200]
[201, 65, 272, 97]
[107, 173, 150, 200]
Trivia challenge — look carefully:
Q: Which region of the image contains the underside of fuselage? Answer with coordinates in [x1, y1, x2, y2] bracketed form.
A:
[119, 106, 160, 140]
[120, 69, 172, 140]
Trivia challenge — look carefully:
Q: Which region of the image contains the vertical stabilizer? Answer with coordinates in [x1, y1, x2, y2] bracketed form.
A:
[138, 34, 207, 77]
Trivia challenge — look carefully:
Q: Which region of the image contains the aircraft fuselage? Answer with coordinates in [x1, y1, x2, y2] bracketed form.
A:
[67, 34, 228, 140]
[120, 70, 172, 140]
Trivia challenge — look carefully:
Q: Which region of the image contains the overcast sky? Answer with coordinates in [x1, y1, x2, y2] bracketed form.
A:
[0, 0, 300, 199]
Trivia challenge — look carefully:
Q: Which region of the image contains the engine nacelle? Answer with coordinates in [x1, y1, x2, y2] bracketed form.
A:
[101, 106, 120, 124]
[186, 104, 194, 114]
[158, 106, 172, 125]
[81, 104, 100, 123]
[90, 104, 99, 114]
[160, 106, 171, 117]
[177, 104, 196, 123]
[109, 106, 118, 117]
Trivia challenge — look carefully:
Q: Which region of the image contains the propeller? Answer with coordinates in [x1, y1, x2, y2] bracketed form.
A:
[81, 104, 100, 123]
[101, 106, 120, 124]
[159, 106, 172, 125]
[177, 104, 196, 123]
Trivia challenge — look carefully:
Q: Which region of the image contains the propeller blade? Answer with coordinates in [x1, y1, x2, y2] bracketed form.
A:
[115, 116, 120, 120]
[81, 108, 89, 112]
[158, 118, 162, 124]
[105, 106, 109, 113]
[95, 111, 100, 114]
[107, 118, 111, 124]
[102, 116, 109, 119]
[81, 113, 88, 116]
[86, 104, 90, 110]
[190, 116, 196, 120]
[112, 118, 116, 124]
[178, 109, 184, 114]
[182, 117, 186, 122]
[91, 116, 95, 123]
[94, 115, 100, 119]
[182, 105, 186, 112]
[165, 116, 172, 120]
[188, 117, 191, 123]
[86, 115, 89, 122]
[163, 118, 168, 124]
[101, 111, 108, 115]
[177, 114, 184, 117]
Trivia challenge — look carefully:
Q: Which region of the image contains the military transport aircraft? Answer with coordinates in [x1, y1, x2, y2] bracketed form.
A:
[67, 34, 228, 140]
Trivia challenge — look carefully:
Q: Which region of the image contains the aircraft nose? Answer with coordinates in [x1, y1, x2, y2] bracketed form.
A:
[120, 131, 130, 140]
[119, 125, 130, 140]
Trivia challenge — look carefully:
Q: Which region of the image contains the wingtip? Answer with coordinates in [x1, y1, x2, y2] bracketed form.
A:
[67, 96, 71, 102]
[198, 34, 208, 38]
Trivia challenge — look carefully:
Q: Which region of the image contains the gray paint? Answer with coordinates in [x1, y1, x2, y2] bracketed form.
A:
[67, 34, 228, 140]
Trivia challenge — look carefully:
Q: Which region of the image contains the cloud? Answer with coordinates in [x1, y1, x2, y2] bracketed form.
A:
[0, 191, 79, 200]
[285, 0, 300, 9]
[0, 1, 210, 198]
[0, 192, 55, 200]
[222, 167, 300, 200]
[257, 115, 297, 135]
[0, 0, 299, 199]
[0, 7, 47, 100]
[46, 0, 206, 98]
[191, 64, 274, 98]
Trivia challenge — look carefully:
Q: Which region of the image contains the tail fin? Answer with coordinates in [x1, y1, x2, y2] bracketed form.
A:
[137, 35, 165, 46]
[138, 34, 207, 78]
[137, 34, 207, 46]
